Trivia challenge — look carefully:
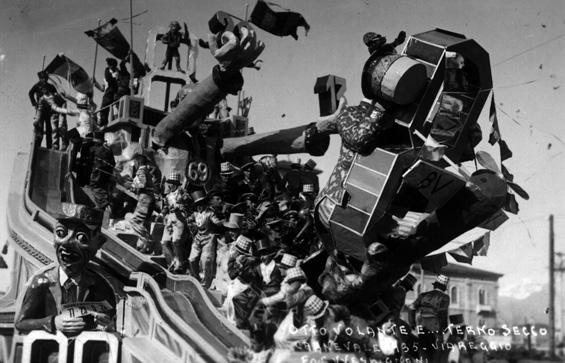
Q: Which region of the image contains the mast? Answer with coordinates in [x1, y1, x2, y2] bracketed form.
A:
[129, 0, 134, 96]
[92, 19, 101, 82]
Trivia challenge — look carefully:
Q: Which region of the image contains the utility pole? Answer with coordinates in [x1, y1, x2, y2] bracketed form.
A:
[550, 214, 556, 359]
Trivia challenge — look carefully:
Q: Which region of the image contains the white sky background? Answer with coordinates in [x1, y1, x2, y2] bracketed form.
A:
[0, 0, 563, 298]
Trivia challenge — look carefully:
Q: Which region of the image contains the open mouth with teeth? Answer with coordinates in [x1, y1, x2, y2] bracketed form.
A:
[58, 247, 83, 265]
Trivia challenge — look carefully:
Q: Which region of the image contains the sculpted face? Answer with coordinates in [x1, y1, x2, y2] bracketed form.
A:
[54, 221, 101, 277]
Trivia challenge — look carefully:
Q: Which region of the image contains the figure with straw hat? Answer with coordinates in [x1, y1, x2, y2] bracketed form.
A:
[160, 171, 191, 273]
[188, 189, 222, 288]
[124, 144, 161, 254]
[410, 274, 450, 363]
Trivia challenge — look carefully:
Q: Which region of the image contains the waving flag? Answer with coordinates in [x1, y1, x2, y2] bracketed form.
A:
[250, 0, 310, 40]
[85, 18, 146, 77]
[44, 54, 93, 94]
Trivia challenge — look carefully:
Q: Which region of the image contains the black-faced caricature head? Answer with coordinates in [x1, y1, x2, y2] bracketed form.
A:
[53, 203, 105, 278]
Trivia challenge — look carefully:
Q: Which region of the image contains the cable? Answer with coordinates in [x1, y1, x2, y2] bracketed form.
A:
[494, 32, 565, 67]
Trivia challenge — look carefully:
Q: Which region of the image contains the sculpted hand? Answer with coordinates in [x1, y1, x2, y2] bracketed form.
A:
[208, 26, 265, 72]
[54, 314, 85, 334]
[316, 97, 348, 133]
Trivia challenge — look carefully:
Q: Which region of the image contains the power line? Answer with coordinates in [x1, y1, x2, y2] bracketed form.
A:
[494, 32, 565, 67]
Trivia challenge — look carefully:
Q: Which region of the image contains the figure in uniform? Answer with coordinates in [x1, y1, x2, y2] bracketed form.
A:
[410, 274, 450, 363]
[15, 202, 116, 335]
[159, 21, 186, 73]
[188, 189, 222, 288]
[161, 172, 191, 273]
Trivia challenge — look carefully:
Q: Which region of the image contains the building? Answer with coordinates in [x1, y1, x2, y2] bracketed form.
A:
[403, 263, 503, 328]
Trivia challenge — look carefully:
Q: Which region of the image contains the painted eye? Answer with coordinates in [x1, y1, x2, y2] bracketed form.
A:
[75, 232, 89, 244]
[55, 227, 67, 239]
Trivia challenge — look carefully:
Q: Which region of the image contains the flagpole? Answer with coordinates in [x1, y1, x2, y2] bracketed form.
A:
[129, 0, 134, 96]
[41, 55, 46, 71]
[92, 19, 101, 82]
[236, 4, 249, 117]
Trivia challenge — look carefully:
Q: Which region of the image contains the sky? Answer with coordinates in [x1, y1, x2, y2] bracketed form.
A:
[0, 0, 564, 300]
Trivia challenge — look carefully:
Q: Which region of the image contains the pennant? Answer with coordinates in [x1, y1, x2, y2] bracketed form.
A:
[471, 232, 490, 256]
[503, 192, 519, 214]
[420, 134, 447, 161]
[85, 18, 146, 77]
[448, 242, 474, 264]
[250, 0, 310, 40]
[499, 139, 513, 161]
[44, 54, 93, 94]
[488, 95, 500, 145]
[501, 164, 514, 182]
[421, 253, 448, 274]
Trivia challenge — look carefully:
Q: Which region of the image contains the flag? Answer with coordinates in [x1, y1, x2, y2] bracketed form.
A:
[471, 232, 490, 256]
[488, 95, 500, 145]
[250, 0, 310, 40]
[85, 18, 146, 77]
[499, 139, 513, 161]
[421, 253, 448, 274]
[448, 242, 474, 264]
[504, 193, 519, 214]
[44, 54, 93, 94]
[420, 133, 447, 161]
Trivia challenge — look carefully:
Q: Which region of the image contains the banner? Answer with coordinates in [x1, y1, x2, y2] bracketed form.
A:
[250, 0, 310, 40]
[44, 54, 93, 94]
[85, 18, 146, 77]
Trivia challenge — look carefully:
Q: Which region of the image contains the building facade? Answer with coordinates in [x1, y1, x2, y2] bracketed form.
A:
[403, 263, 503, 328]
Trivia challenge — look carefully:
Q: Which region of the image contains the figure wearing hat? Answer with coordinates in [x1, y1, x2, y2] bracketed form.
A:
[159, 20, 188, 73]
[225, 235, 261, 329]
[410, 274, 451, 362]
[161, 172, 191, 273]
[213, 213, 246, 293]
[78, 133, 116, 211]
[31, 73, 78, 150]
[126, 146, 161, 253]
[215, 161, 241, 204]
[97, 58, 119, 127]
[234, 161, 260, 200]
[188, 189, 222, 288]
[254, 236, 283, 297]
[298, 183, 316, 210]
[15, 202, 116, 338]
[260, 266, 313, 313]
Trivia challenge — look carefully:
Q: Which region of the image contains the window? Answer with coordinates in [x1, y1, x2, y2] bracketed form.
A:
[450, 286, 458, 305]
[478, 288, 487, 305]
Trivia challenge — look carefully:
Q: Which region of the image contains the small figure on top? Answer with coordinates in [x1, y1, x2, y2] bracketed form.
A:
[159, 21, 187, 73]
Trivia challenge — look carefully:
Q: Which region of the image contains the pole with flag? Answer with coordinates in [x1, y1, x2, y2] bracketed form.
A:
[129, 0, 134, 96]
[92, 19, 101, 83]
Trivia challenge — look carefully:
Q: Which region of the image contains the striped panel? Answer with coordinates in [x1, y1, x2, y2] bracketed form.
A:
[355, 150, 395, 174]
[346, 183, 379, 214]
[330, 204, 370, 235]
[346, 165, 387, 196]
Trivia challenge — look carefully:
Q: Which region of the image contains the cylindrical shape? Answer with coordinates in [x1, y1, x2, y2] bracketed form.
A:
[153, 74, 226, 147]
[221, 124, 330, 157]
[362, 53, 427, 105]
